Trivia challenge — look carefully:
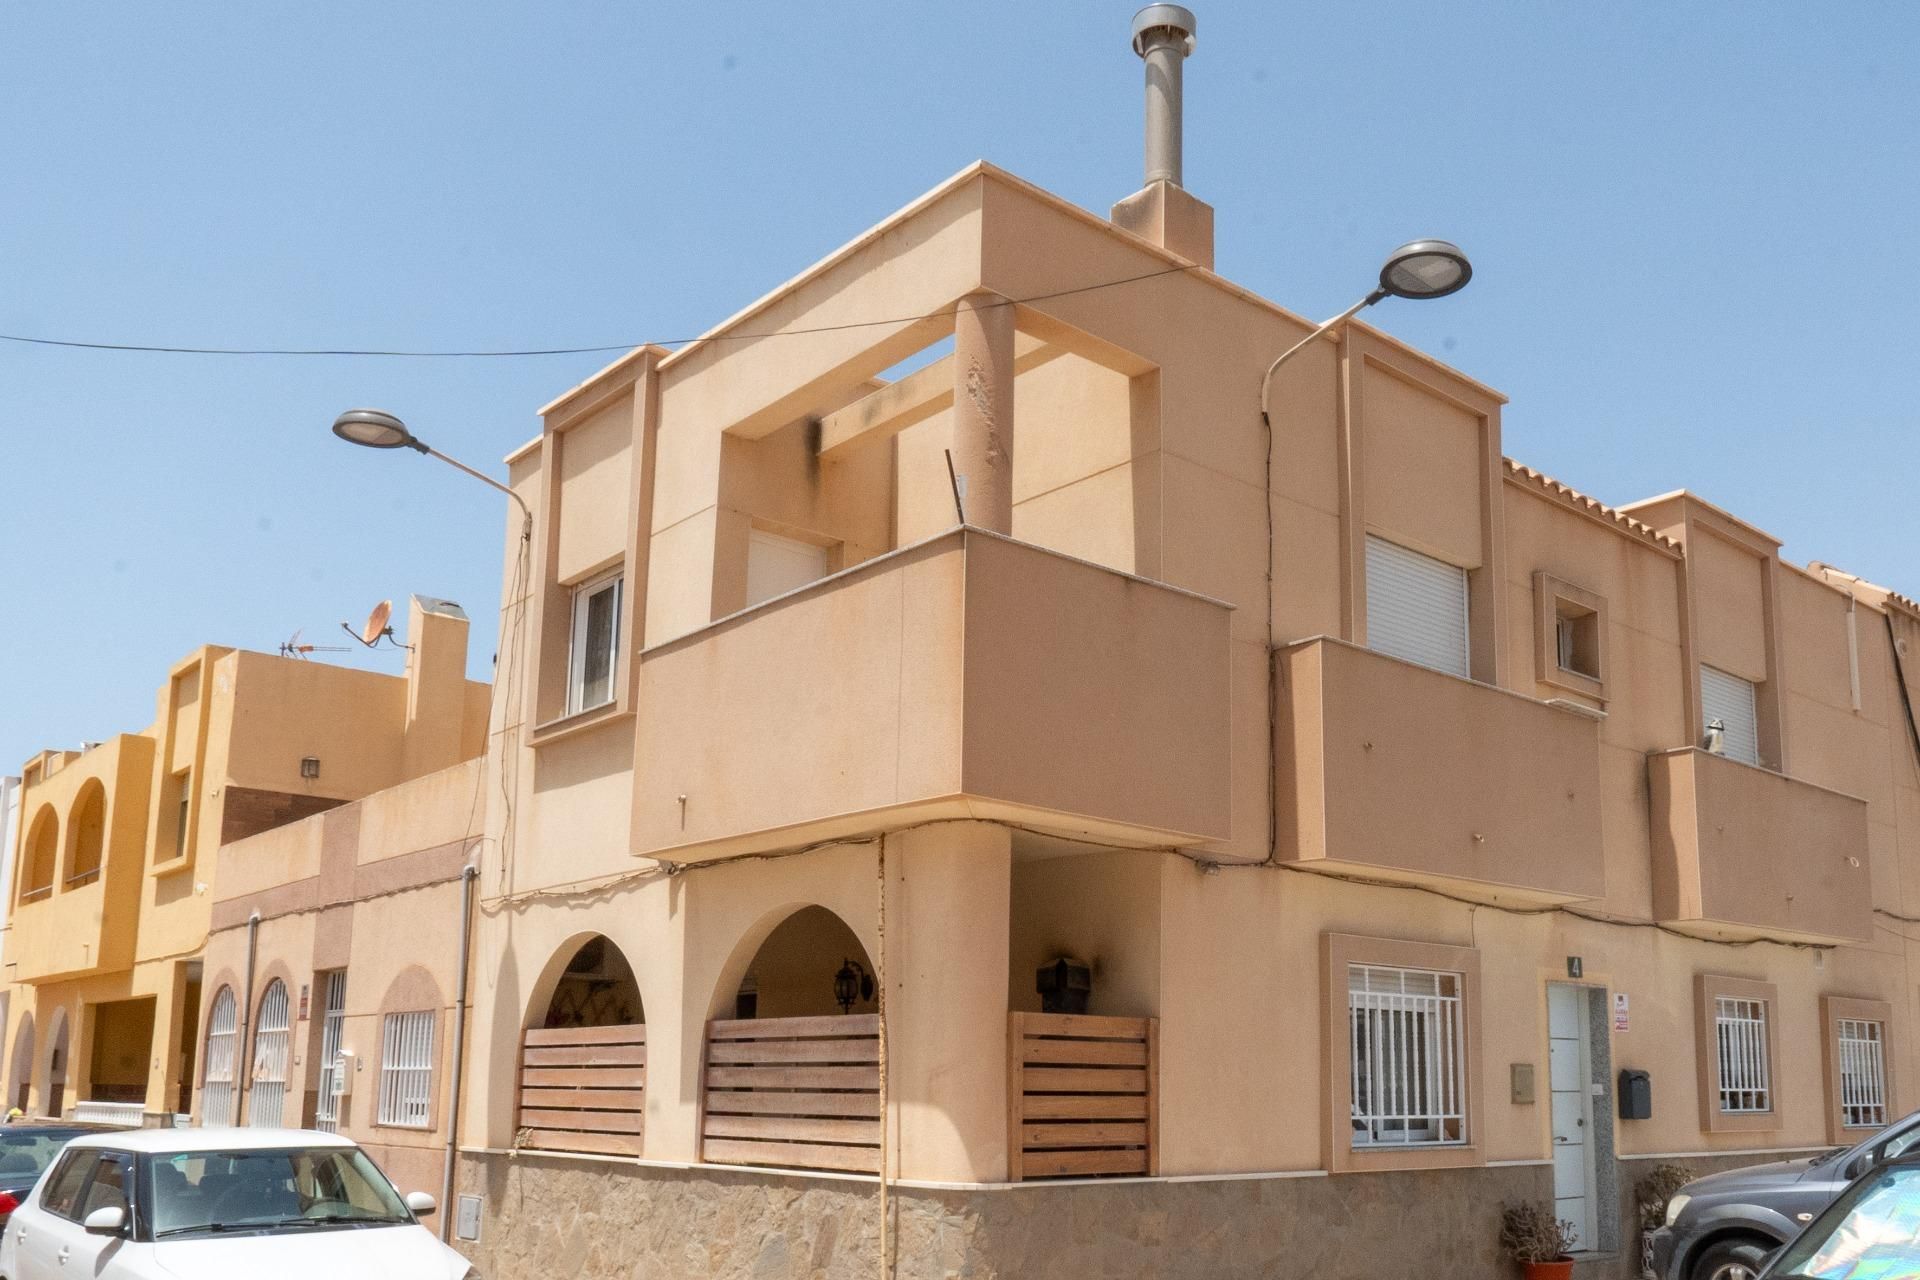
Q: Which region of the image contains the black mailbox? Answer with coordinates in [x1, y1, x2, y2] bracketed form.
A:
[1619, 1068, 1652, 1120]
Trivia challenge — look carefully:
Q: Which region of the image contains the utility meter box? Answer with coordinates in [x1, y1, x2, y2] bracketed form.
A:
[1618, 1068, 1652, 1120]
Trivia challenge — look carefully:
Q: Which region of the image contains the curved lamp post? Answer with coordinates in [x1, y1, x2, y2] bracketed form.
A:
[331, 409, 532, 536]
[1258, 239, 1472, 424]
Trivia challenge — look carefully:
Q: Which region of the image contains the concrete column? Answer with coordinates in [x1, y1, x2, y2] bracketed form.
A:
[884, 821, 1012, 1181]
[951, 293, 1017, 534]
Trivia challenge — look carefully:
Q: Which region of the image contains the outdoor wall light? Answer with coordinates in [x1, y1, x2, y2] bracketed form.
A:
[329, 408, 532, 535]
[1258, 239, 1475, 424]
[833, 958, 873, 1014]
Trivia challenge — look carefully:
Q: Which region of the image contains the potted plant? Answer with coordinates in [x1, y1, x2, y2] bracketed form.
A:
[1500, 1200, 1578, 1279]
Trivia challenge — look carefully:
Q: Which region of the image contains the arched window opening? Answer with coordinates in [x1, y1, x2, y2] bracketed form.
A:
[20, 810, 56, 903]
[517, 935, 646, 1158]
[249, 981, 290, 1126]
[66, 785, 105, 889]
[201, 988, 237, 1126]
[700, 906, 880, 1174]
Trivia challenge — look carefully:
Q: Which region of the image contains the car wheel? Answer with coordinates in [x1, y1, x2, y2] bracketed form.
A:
[1691, 1238, 1773, 1280]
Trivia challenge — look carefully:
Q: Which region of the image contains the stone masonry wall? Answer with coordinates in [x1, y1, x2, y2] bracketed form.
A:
[456, 1150, 1552, 1279]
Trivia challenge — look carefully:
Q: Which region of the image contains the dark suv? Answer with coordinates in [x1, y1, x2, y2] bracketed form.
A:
[1651, 1109, 1920, 1280]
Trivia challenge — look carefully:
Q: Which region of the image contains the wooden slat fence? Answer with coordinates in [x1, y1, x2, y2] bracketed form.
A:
[700, 1014, 881, 1174]
[516, 1023, 646, 1157]
[1008, 1012, 1158, 1180]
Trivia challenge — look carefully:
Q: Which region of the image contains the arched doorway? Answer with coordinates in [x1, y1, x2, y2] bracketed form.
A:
[9, 1013, 35, 1113]
[44, 1009, 70, 1118]
[248, 981, 290, 1126]
[516, 935, 646, 1156]
[700, 905, 880, 1174]
[201, 987, 238, 1125]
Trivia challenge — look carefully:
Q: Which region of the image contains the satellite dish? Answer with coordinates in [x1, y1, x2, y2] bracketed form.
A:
[361, 600, 393, 646]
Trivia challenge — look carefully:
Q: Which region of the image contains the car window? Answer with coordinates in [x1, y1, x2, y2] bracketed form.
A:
[1773, 1164, 1920, 1278]
[151, 1146, 411, 1237]
[39, 1152, 97, 1221]
[78, 1152, 132, 1220]
[1883, 1128, 1920, 1163]
[0, 1131, 90, 1183]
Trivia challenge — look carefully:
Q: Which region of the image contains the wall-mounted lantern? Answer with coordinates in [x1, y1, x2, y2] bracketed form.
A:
[833, 959, 873, 1014]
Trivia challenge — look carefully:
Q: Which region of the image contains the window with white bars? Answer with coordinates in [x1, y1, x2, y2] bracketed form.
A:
[1838, 1019, 1888, 1129]
[378, 1010, 436, 1129]
[202, 987, 237, 1126]
[314, 971, 348, 1133]
[249, 980, 291, 1127]
[1716, 996, 1773, 1113]
[1348, 965, 1467, 1146]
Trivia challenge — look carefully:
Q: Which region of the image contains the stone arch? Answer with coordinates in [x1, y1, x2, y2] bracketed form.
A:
[64, 781, 106, 887]
[707, 903, 877, 1022]
[19, 806, 56, 902]
[527, 934, 645, 1030]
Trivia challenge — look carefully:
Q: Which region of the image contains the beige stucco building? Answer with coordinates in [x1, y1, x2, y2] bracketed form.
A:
[11, 12, 1910, 1279]
[3, 597, 487, 1126]
[386, 48, 1920, 1278]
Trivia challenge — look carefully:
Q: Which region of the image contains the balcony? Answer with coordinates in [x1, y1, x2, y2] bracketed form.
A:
[10, 874, 120, 983]
[1273, 637, 1605, 904]
[632, 528, 1233, 860]
[1648, 748, 1872, 944]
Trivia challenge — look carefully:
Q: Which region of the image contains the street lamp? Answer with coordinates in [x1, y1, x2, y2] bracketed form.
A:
[330, 409, 531, 536]
[1258, 239, 1473, 424]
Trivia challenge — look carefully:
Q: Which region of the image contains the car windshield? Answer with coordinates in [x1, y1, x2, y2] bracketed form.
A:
[0, 1130, 96, 1185]
[1771, 1164, 1920, 1279]
[149, 1146, 412, 1238]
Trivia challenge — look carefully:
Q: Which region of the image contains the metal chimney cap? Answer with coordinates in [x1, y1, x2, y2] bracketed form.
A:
[1131, 4, 1196, 57]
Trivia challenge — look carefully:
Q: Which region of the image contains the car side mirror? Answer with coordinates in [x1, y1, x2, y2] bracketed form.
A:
[404, 1191, 437, 1217]
[82, 1206, 126, 1236]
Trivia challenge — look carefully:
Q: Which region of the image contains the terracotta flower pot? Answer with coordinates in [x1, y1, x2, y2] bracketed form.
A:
[1521, 1260, 1575, 1280]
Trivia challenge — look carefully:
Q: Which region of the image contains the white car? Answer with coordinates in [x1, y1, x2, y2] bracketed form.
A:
[0, 1127, 477, 1280]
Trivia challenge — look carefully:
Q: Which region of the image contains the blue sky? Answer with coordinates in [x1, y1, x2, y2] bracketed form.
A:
[3, 2, 1916, 770]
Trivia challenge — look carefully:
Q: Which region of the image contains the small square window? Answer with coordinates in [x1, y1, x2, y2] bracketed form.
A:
[1533, 573, 1608, 701]
[566, 573, 622, 716]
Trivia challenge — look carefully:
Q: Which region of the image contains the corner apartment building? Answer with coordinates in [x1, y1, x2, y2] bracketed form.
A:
[5, 596, 487, 1124]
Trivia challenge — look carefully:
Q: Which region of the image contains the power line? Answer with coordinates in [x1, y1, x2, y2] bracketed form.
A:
[0, 264, 1198, 359]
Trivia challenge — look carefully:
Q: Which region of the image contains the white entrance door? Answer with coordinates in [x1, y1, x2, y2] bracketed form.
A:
[1549, 984, 1597, 1251]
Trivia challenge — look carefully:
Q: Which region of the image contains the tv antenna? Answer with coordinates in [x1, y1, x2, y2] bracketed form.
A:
[279, 629, 349, 660]
[340, 599, 411, 651]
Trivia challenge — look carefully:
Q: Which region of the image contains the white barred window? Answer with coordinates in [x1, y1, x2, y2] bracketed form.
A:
[1716, 997, 1772, 1113]
[1838, 1019, 1887, 1129]
[1348, 965, 1466, 1146]
[377, 1011, 436, 1128]
[201, 987, 238, 1127]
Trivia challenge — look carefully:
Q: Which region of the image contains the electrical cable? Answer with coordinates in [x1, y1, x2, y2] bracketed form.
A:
[0, 264, 1198, 360]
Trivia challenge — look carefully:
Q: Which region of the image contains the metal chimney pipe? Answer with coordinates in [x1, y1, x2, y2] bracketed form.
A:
[1131, 5, 1197, 187]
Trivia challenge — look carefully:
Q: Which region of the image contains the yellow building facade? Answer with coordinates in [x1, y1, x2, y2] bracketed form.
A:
[3, 597, 488, 1123]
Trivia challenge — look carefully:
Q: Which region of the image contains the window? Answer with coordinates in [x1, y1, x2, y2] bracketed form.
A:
[1348, 965, 1467, 1147]
[78, 1151, 132, 1219]
[201, 987, 237, 1126]
[1838, 1019, 1887, 1129]
[1532, 573, 1607, 700]
[1365, 536, 1470, 679]
[314, 971, 348, 1133]
[249, 980, 291, 1127]
[1716, 996, 1772, 1113]
[377, 1010, 435, 1128]
[566, 573, 622, 715]
[744, 529, 830, 609]
[39, 1151, 95, 1219]
[1700, 665, 1761, 767]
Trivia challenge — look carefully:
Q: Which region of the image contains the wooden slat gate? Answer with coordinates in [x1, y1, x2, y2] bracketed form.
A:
[1008, 1012, 1158, 1180]
[516, 1023, 646, 1156]
[701, 1014, 881, 1174]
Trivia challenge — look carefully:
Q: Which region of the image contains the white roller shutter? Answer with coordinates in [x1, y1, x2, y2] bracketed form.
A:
[1365, 536, 1470, 679]
[1700, 665, 1761, 766]
[745, 530, 830, 608]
